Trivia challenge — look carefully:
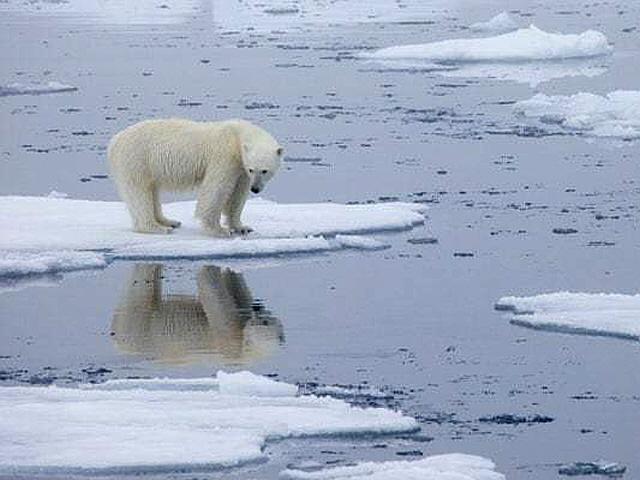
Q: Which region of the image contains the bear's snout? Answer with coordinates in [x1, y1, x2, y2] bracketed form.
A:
[251, 186, 261, 194]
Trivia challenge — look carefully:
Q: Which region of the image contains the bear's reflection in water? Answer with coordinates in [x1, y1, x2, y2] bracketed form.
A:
[112, 264, 284, 365]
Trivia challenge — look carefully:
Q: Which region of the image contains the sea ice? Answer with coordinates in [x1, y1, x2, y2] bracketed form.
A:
[0, 371, 419, 474]
[0, 196, 425, 277]
[0, 251, 107, 278]
[281, 453, 505, 479]
[469, 12, 518, 34]
[514, 91, 640, 139]
[362, 25, 611, 63]
[0, 81, 77, 97]
[496, 292, 640, 340]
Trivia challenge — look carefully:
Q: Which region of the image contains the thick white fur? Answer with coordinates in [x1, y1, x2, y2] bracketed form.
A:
[107, 118, 282, 236]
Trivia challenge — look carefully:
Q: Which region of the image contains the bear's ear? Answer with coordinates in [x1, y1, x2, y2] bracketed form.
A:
[276, 146, 284, 156]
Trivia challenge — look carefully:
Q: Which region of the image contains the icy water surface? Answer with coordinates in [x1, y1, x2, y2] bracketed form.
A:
[1, 0, 639, 478]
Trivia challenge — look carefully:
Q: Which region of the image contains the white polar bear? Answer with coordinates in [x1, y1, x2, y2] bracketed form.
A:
[107, 118, 283, 236]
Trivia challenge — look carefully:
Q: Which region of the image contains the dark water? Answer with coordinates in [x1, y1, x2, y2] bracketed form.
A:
[1, 0, 639, 478]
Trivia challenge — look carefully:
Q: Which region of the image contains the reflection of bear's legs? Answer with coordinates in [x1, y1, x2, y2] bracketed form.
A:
[223, 176, 251, 234]
[152, 187, 181, 229]
[119, 181, 172, 234]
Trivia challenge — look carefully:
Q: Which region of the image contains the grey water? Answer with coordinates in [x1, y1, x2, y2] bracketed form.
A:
[1, 0, 639, 478]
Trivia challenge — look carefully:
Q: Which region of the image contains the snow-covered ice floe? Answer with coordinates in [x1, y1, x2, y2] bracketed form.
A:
[469, 12, 518, 34]
[362, 25, 611, 86]
[281, 454, 505, 479]
[514, 91, 640, 140]
[363, 25, 610, 63]
[0, 81, 77, 97]
[496, 292, 640, 340]
[0, 371, 419, 474]
[0, 196, 425, 278]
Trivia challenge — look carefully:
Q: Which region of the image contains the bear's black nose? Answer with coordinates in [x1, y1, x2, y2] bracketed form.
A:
[251, 187, 260, 194]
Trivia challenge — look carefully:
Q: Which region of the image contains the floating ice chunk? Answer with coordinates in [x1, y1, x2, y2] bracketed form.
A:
[0, 250, 107, 278]
[0, 196, 425, 276]
[514, 91, 640, 139]
[334, 235, 388, 250]
[0, 372, 418, 473]
[496, 292, 640, 340]
[363, 25, 611, 63]
[281, 453, 505, 479]
[46, 190, 69, 199]
[558, 461, 626, 476]
[470, 12, 518, 34]
[0, 81, 77, 97]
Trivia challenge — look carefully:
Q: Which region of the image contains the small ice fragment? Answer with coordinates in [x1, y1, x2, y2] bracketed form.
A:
[559, 461, 626, 476]
[470, 12, 518, 34]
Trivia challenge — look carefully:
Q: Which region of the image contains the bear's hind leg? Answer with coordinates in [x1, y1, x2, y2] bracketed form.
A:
[153, 187, 181, 229]
[120, 182, 173, 234]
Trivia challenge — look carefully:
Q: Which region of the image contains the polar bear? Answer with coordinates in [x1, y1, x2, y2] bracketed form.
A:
[107, 118, 283, 236]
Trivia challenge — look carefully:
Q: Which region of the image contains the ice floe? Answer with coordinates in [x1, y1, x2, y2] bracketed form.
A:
[0, 196, 425, 277]
[363, 26, 611, 63]
[281, 453, 505, 479]
[514, 91, 640, 139]
[469, 12, 518, 34]
[0, 251, 107, 278]
[0, 81, 77, 97]
[0, 372, 418, 474]
[496, 292, 640, 340]
[362, 25, 611, 86]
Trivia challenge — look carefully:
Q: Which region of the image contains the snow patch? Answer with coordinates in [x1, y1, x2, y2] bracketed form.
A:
[0, 81, 77, 97]
[363, 25, 611, 63]
[496, 292, 640, 340]
[469, 12, 518, 34]
[0, 196, 425, 277]
[281, 453, 505, 479]
[0, 372, 419, 474]
[514, 91, 640, 139]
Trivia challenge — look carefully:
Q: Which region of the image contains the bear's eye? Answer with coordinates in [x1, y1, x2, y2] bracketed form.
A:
[261, 169, 268, 174]
[248, 169, 254, 173]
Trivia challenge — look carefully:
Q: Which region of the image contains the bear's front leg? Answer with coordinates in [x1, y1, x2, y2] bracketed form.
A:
[195, 178, 234, 238]
[224, 175, 253, 236]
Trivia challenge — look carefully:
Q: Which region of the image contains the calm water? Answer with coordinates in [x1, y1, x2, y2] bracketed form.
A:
[1, 0, 639, 478]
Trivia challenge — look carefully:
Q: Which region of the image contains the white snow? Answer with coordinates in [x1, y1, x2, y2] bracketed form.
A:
[514, 91, 640, 139]
[469, 12, 518, 34]
[0, 371, 418, 474]
[496, 292, 640, 340]
[281, 453, 505, 479]
[0, 196, 425, 277]
[363, 25, 611, 63]
[0, 81, 77, 97]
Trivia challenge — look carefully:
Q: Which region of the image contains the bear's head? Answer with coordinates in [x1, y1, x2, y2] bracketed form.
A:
[241, 133, 283, 194]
